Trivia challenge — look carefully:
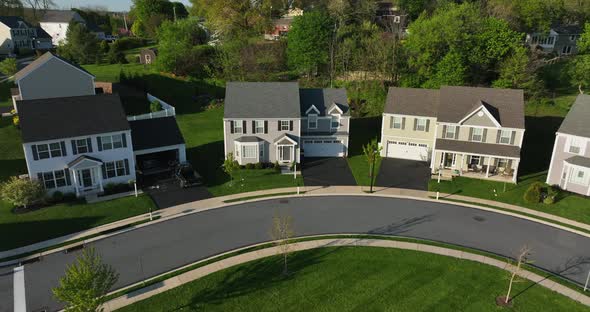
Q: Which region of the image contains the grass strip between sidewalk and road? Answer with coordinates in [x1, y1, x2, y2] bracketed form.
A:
[222, 191, 306, 203]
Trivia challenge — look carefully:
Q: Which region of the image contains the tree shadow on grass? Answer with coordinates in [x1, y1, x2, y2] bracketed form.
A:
[186, 142, 228, 188]
[348, 116, 383, 157]
[0, 158, 27, 181]
[520, 116, 564, 176]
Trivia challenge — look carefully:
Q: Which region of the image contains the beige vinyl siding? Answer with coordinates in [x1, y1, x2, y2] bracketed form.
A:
[461, 108, 499, 127]
[382, 114, 437, 141]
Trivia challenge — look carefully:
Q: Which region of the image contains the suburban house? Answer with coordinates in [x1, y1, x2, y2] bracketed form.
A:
[526, 24, 583, 56]
[223, 82, 350, 165]
[32, 26, 53, 50]
[39, 10, 104, 45]
[18, 94, 186, 197]
[264, 8, 303, 40]
[375, 1, 408, 34]
[546, 94, 590, 196]
[381, 86, 525, 183]
[139, 48, 158, 65]
[0, 16, 51, 55]
[11, 52, 96, 110]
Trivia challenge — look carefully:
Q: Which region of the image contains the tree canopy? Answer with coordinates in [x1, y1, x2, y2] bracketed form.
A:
[287, 10, 333, 75]
[57, 21, 100, 64]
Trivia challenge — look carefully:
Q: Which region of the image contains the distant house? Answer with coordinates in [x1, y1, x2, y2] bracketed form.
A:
[264, 8, 303, 41]
[32, 26, 53, 50]
[0, 16, 49, 55]
[12, 52, 96, 110]
[526, 25, 583, 56]
[39, 10, 86, 45]
[139, 48, 158, 65]
[375, 1, 409, 34]
[546, 94, 590, 196]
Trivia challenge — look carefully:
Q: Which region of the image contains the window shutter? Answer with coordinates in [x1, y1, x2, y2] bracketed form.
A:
[32, 145, 39, 160]
[97, 136, 103, 151]
[124, 159, 130, 175]
[65, 169, 71, 185]
[242, 121, 247, 134]
[482, 129, 488, 143]
[230, 121, 235, 134]
[413, 118, 417, 131]
[122, 133, 127, 147]
[71, 140, 77, 155]
[510, 131, 516, 145]
[455, 127, 460, 140]
[60, 141, 67, 156]
[252, 121, 255, 133]
[290, 120, 293, 131]
[86, 138, 93, 152]
[442, 125, 447, 138]
[277, 120, 281, 131]
[402, 117, 406, 130]
[468, 128, 473, 141]
[101, 164, 107, 179]
[37, 172, 43, 182]
[264, 121, 268, 134]
[389, 116, 394, 128]
[425, 119, 430, 132]
[496, 130, 501, 143]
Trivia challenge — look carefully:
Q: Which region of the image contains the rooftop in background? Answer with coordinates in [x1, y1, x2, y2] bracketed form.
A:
[0, 16, 31, 28]
[18, 94, 129, 143]
[558, 94, 590, 138]
[224, 82, 301, 118]
[129, 116, 185, 151]
[40, 9, 84, 23]
[13, 52, 95, 82]
[551, 24, 583, 35]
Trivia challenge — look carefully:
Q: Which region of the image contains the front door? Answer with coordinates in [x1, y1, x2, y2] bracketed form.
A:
[443, 153, 455, 168]
[279, 146, 292, 162]
[80, 169, 93, 188]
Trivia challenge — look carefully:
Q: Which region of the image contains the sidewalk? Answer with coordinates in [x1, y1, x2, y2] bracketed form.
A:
[1, 185, 588, 263]
[101, 237, 590, 311]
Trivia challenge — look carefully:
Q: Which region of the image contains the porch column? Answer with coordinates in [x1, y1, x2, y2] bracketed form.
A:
[563, 165, 571, 190]
[486, 156, 492, 178]
[512, 159, 520, 183]
[72, 169, 79, 196]
[440, 152, 445, 169]
[460, 154, 465, 174]
[97, 167, 104, 192]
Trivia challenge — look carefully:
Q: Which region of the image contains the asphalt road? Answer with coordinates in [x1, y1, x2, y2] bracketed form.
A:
[2, 196, 589, 312]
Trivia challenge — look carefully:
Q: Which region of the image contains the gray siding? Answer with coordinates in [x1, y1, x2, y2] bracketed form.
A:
[301, 116, 349, 134]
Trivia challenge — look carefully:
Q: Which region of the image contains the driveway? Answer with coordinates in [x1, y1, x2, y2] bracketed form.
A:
[9, 196, 590, 311]
[376, 158, 431, 191]
[142, 174, 212, 209]
[302, 157, 357, 186]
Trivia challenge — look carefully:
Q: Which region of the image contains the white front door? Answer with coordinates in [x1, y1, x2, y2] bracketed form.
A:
[386, 141, 429, 161]
[279, 146, 292, 162]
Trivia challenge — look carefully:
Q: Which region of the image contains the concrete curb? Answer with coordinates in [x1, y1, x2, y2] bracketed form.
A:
[2, 186, 589, 266]
[100, 237, 590, 311]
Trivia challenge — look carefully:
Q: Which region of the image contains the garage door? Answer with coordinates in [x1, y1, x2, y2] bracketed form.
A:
[303, 138, 344, 157]
[386, 140, 429, 161]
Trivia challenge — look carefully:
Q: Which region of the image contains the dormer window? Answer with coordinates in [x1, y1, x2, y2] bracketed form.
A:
[308, 114, 318, 129]
[331, 115, 340, 129]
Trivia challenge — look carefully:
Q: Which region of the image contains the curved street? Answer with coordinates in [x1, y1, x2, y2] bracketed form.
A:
[2, 195, 590, 312]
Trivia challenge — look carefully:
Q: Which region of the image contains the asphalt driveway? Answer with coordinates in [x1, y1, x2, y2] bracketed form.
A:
[376, 158, 431, 191]
[142, 174, 212, 209]
[302, 157, 357, 186]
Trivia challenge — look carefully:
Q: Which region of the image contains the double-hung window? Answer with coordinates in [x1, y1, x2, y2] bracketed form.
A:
[570, 169, 587, 185]
[391, 116, 402, 129]
[415, 118, 427, 131]
[255, 120, 265, 134]
[39, 170, 68, 189]
[100, 134, 124, 150]
[331, 115, 340, 129]
[499, 130, 512, 144]
[471, 128, 484, 142]
[104, 160, 127, 179]
[49, 142, 62, 157]
[43, 171, 56, 189]
[445, 126, 456, 139]
[281, 120, 290, 131]
[75, 139, 89, 153]
[233, 120, 243, 134]
[115, 160, 126, 176]
[308, 115, 317, 129]
[568, 137, 584, 154]
[242, 145, 257, 158]
[37, 144, 50, 159]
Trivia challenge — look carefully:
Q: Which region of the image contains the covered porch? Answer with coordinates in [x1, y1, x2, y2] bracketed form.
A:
[434, 151, 519, 183]
[67, 155, 105, 197]
[274, 134, 299, 164]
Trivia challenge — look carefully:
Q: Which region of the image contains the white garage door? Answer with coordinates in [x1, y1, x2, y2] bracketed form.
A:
[386, 140, 429, 161]
[303, 138, 344, 157]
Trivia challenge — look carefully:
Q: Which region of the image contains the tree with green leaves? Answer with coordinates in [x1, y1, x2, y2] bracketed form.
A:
[130, 0, 178, 37]
[287, 10, 333, 77]
[223, 152, 240, 186]
[57, 21, 100, 64]
[0, 57, 18, 76]
[0, 0, 24, 16]
[106, 40, 126, 64]
[270, 212, 294, 275]
[0, 176, 45, 208]
[362, 138, 382, 193]
[578, 23, 590, 54]
[570, 23, 590, 94]
[53, 247, 118, 312]
[493, 46, 544, 98]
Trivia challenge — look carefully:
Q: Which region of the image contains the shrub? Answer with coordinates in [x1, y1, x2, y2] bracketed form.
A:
[0, 57, 17, 76]
[274, 161, 281, 172]
[0, 177, 45, 208]
[116, 37, 149, 50]
[543, 196, 555, 205]
[543, 185, 559, 205]
[12, 115, 19, 127]
[52, 191, 64, 202]
[245, 163, 255, 170]
[523, 182, 542, 204]
[63, 192, 77, 202]
[150, 100, 163, 112]
[255, 162, 264, 169]
[99, 40, 109, 54]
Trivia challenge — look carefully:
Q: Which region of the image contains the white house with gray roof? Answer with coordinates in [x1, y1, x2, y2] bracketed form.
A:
[223, 82, 350, 165]
[546, 94, 590, 196]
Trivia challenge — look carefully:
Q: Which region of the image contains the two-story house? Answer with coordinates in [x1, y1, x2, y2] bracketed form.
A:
[546, 94, 590, 196]
[381, 86, 525, 183]
[0, 16, 46, 56]
[39, 10, 90, 46]
[12, 52, 96, 111]
[223, 82, 350, 165]
[526, 24, 583, 56]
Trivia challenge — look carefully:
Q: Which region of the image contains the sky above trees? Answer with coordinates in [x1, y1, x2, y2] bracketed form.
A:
[52, 0, 190, 11]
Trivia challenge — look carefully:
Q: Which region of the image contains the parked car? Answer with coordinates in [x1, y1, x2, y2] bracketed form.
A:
[175, 163, 203, 188]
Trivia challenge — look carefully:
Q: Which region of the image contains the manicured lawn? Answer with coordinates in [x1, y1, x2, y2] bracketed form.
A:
[346, 116, 382, 186]
[0, 117, 26, 181]
[0, 194, 155, 251]
[429, 173, 590, 225]
[0, 80, 14, 107]
[116, 247, 587, 312]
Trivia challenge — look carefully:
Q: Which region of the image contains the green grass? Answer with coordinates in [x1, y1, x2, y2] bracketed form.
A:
[0, 117, 26, 181]
[346, 116, 383, 186]
[0, 80, 14, 107]
[429, 172, 590, 225]
[116, 246, 588, 312]
[0, 194, 156, 251]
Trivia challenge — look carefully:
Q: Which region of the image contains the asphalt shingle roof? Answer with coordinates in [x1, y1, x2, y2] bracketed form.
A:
[129, 116, 185, 151]
[18, 94, 129, 143]
[384, 87, 440, 117]
[436, 139, 521, 158]
[224, 82, 301, 118]
[40, 10, 81, 23]
[565, 155, 590, 168]
[0, 16, 30, 28]
[558, 94, 590, 137]
[300, 88, 349, 116]
[14, 52, 94, 82]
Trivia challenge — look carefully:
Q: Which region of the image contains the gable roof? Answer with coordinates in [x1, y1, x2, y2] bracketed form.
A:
[13, 52, 95, 82]
[300, 88, 349, 116]
[384, 87, 439, 117]
[552, 24, 583, 35]
[40, 10, 83, 23]
[34, 26, 51, 38]
[558, 94, 590, 137]
[129, 116, 185, 151]
[0, 16, 31, 29]
[224, 82, 301, 118]
[18, 94, 129, 143]
[458, 100, 502, 127]
[437, 86, 524, 129]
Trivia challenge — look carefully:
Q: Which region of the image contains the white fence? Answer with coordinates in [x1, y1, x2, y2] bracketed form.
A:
[127, 93, 176, 121]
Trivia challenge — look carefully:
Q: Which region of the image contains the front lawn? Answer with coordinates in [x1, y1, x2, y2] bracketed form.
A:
[429, 173, 590, 225]
[116, 246, 587, 312]
[0, 194, 156, 251]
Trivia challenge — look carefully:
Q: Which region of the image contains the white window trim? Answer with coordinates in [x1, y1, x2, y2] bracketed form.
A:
[233, 120, 243, 134]
[471, 128, 484, 142]
[75, 139, 89, 154]
[444, 126, 456, 139]
[330, 114, 340, 129]
[241, 145, 257, 159]
[391, 116, 402, 129]
[499, 130, 512, 145]
[254, 120, 265, 134]
[415, 118, 427, 132]
[305, 105, 320, 115]
[569, 167, 589, 186]
[566, 136, 586, 155]
[308, 114, 318, 129]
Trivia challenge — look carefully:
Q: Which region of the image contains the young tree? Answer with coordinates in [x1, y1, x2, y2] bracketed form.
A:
[287, 10, 333, 77]
[106, 40, 126, 64]
[53, 247, 119, 312]
[270, 212, 295, 275]
[500, 245, 532, 305]
[0, 57, 18, 76]
[223, 153, 240, 186]
[0, 176, 45, 208]
[570, 55, 590, 94]
[57, 21, 100, 64]
[578, 23, 590, 54]
[362, 138, 382, 193]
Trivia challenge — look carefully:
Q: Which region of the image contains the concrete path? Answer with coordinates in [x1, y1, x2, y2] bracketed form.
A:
[102, 238, 590, 311]
[12, 266, 25, 312]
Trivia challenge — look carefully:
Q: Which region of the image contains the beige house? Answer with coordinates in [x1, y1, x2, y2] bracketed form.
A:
[381, 86, 525, 183]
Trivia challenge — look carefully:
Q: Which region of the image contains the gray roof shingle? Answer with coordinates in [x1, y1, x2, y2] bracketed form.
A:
[14, 52, 95, 82]
[0, 16, 31, 28]
[565, 155, 590, 168]
[384, 87, 439, 117]
[18, 94, 129, 143]
[300, 88, 349, 116]
[129, 116, 185, 151]
[436, 139, 521, 158]
[224, 82, 301, 118]
[558, 94, 590, 137]
[40, 10, 82, 23]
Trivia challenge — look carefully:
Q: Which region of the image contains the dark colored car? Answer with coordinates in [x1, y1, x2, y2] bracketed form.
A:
[175, 163, 203, 188]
